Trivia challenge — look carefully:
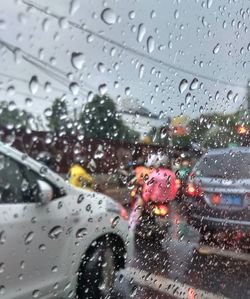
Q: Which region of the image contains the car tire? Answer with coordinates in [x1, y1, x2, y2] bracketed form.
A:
[76, 237, 124, 299]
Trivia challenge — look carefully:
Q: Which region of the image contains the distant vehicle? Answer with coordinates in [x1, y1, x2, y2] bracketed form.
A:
[183, 147, 250, 250]
[0, 143, 132, 299]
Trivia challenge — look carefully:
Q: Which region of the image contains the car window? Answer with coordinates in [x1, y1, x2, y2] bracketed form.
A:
[196, 152, 250, 179]
[0, 153, 39, 203]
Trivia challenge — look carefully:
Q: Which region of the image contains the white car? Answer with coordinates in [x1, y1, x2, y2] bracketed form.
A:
[0, 143, 133, 299]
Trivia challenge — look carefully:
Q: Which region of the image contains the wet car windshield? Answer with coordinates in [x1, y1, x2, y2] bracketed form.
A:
[0, 0, 250, 299]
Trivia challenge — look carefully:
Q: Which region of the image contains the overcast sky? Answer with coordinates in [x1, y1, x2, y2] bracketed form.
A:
[0, 0, 249, 122]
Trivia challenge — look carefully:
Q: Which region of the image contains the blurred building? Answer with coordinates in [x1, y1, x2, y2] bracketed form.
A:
[118, 98, 170, 140]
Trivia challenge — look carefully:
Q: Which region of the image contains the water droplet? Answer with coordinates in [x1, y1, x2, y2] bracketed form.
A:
[14, 48, 22, 64]
[25, 231, 34, 245]
[97, 62, 105, 73]
[48, 226, 63, 239]
[94, 145, 104, 159]
[139, 64, 145, 79]
[0, 231, 6, 244]
[98, 84, 108, 95]
[51, 265, 58, 272]
[150, 10, 156, 19]
[128, 11, 135, 20]
[207, 0, 213, 8]
[190, 78, 199, 90]
[29, 76, 39, 95]
[179, 79, 188, 93]
[69, 0, 80, 15]
[71, 52, 84, 70]
[42, 18, 49, 32]
[185, 93, 191, 104]
[39, 244, 46, 251]
[213, 43, 220, 54]
[227, 90, 233, 101]
[7, 86, 15, 96]
[0, 263, 4, 274]
[77, 194, 84, 204]
[32, 289, 40, 298]
[101, 8, 116, 25]
[137, 23, 146, 42]
[233, 93, 238, 103]
[111, 216, 120, 228]
[147, 36, 155, 54]
[25, 98, 33, 107]
[69, 82, 79, 95]
[59, 17, 68, 29]
[44, 108, 52, 117]
[125, 87, 131, 96]
[76, 228, 87, 239]
[174, 10, 179, 19]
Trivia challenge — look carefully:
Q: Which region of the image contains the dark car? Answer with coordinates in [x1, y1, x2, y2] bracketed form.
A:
[183, 147, 250, 249]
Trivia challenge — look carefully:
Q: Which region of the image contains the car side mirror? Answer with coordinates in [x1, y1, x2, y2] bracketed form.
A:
[37, 180, 53, 204]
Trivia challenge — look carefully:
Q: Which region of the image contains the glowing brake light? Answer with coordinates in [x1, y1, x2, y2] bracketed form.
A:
[153, 204, 168, 216]
[186, 184, 202, 197]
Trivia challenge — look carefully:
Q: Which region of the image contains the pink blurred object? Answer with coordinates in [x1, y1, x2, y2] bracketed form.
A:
[142, 168, 177, 202]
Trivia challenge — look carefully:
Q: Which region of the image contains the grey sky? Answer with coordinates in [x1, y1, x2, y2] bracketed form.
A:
[0, 0, 249, 122]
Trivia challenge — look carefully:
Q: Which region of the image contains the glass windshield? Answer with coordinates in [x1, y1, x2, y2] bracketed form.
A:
[0, 0, 250, 298]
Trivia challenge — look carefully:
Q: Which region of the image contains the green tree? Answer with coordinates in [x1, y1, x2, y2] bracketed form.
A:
[47, 98, 70, 133]
[188, 111, 246, 149]
[0, 101, 33, 130]
[79, 94, 139, 142]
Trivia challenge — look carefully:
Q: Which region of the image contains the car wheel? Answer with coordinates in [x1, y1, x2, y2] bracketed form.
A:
[76, 237, 124, 299]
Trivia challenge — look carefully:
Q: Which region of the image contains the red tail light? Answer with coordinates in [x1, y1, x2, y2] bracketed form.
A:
[186, 184, 202, 197]
[152, 204, 168, 216]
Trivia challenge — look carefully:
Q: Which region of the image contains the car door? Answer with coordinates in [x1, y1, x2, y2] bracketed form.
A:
[0, 152, 72, 299]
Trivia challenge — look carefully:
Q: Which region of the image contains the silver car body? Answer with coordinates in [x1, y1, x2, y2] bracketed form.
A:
[185, 147, 250, 231]
[0, 143, 134, 299]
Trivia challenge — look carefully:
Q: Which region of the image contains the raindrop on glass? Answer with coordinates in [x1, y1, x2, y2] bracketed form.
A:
[69, 82, 80, 96]
[98, 84, 108, 95]
[213, 43, 220, 54]
[32, 290, 40, 298]
[207, 0, 213, 8]
[128, 11, 135, 20]
[76, 228, 87, 239]
[25, 231, 34, 245]
[29, 76, 39, 95]
[179, 79, 188, 94]
[101, 8, 116, 25]
[190, 78, 199, 90]
[0, 231, 6, 245]
[71, 52, 85, 70]
[137, 23, 146, 42]
[147, 36, 155, 54]
[48, 226, 63, 239]
[69, 0, 80, 15]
